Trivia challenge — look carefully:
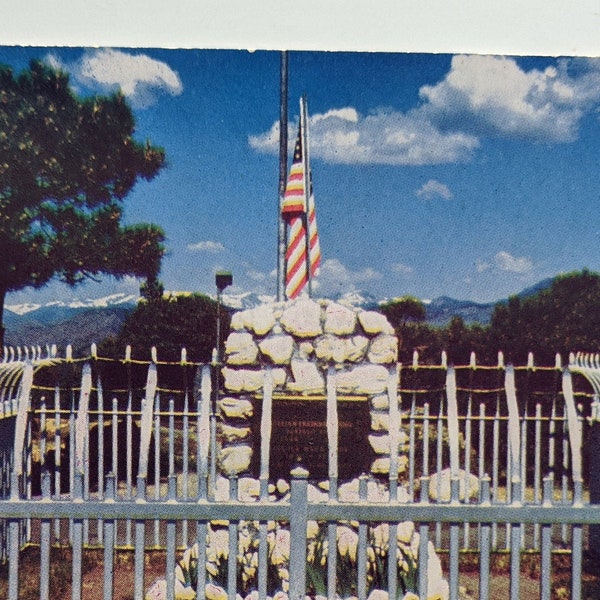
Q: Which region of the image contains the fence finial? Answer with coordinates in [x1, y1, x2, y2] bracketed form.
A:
[151, 346, 158, 363]
[441, 351, 447, 368]
[497, 351, 504, 368]
[412, 350, 419, 369]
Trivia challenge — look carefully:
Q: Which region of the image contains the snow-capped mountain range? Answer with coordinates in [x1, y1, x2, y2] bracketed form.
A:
[4, 293, 140, 316]
[3, 278, 555, 352]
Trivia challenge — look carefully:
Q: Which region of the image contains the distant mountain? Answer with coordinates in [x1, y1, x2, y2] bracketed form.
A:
[5, 307, 132, 356]
[423, 277, 556, 326]
[424, 296, 496, 327]
[2, 278, 558, 352]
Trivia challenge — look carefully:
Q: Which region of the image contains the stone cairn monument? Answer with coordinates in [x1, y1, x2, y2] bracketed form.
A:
[217, 297, 408, 478]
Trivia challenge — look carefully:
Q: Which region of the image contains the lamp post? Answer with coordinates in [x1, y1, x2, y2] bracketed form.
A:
[209, 271, 233, 496]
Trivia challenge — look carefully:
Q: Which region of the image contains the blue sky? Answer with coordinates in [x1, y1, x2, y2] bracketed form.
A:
[2, 47, 600, 305]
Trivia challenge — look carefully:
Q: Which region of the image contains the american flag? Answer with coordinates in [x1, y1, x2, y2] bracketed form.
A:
[282, 122, 321, 299]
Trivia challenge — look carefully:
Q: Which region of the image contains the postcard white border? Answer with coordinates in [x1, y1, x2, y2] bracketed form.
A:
[1, 0, 599, 57]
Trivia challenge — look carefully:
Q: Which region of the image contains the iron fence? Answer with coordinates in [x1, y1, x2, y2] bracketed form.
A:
[0, 345, 599, 600]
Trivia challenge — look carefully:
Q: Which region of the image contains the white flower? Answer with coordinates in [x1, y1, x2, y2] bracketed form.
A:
[205, 583, 228, 600]
[397, 521, 415, 545]
[270, 528, 290, 565]
[306, 520, 320, 539]
[337, 525, 358, 561]
[367, 590, 389, 600]
[371, 523, 389, 550]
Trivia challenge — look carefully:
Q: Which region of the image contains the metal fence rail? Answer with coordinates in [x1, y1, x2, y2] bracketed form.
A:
[1, 469, 598, 600]
[0, 345, 598, 599]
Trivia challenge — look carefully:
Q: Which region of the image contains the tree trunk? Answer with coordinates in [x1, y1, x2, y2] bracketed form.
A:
[0, 287, 6, 353]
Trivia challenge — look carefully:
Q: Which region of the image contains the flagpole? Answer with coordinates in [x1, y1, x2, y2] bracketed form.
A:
[300, 95, 312, 297]
[277, 51, 288, 302]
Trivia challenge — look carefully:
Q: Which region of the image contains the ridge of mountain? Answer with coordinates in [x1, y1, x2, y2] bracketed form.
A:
[3, 278, 556, 350]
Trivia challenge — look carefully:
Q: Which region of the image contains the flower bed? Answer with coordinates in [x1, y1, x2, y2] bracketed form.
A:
[145, 477, 449, 600]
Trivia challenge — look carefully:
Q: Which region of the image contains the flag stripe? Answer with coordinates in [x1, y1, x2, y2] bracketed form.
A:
[282, 112, 321, 299]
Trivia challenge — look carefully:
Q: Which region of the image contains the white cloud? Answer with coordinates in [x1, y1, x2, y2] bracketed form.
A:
[316, 258, 383, 296]
[60, 49, 182, 109]
[246, 269, 267, 282]
[250, 56, 600, 165]
[187, 240, 225, 253]
[494, 251, 533, 274]
[311, 107, 359, 124]
[416, 179, 453, 200]
[391, 262, 414, 275]
[250, 108, 478, 166]
[475, 259, 491, 273]
[420, 55, 600, 143]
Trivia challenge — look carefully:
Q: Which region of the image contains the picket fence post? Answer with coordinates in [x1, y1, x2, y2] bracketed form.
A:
[289, 465, 308, 600]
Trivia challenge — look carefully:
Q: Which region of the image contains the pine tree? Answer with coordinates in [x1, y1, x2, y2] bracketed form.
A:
[0, 60, 167, 347]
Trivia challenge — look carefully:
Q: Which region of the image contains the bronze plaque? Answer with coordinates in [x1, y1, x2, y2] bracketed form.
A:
[268, 400, 371, 482]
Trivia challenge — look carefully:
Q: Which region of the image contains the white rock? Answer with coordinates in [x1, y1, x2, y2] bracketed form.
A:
[368, 334, 398, 364]
[218, 397, 254, 419]
[314, 334, 347, 363]
[218, 445, 252, 475]
[307, 483, 328, 502]
[323, 303, 357, 335]
[288, 359, 325, 393]
[276, 479, 290, 495]
[230, 310, 248, 331]
[421, 537, 450, 600]
[225, 332, 259, 365]
[358, 311, 395, 335]
[370, 455, 409, 474]
[258, 335, 294, 364]
[336, 364, 389, 395]
[247, 304, 276, 336]
[222, 368, 263, 392]
[368, 432, 409, 455]
[429, 468, 480, 502]
[270, 368, 287, 388]
[337, 478, 390, 503]
[219, 423, 251, 443]
[298, 341, 314, 359]
[237, 477, 260, 501]
[371, 411, 408, 432]
[280, 299, 322, 338]
[346, 335, 369, 362]
[370, 394, 389, 410]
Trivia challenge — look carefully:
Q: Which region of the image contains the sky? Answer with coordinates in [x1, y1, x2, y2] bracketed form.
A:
[2, 47, 600, 305]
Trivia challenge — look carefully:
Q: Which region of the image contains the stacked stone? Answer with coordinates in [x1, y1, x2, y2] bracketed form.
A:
[218, 297, 406, 478]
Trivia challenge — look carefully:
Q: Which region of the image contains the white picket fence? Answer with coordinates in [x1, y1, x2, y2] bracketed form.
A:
[0, 346, 599, 600]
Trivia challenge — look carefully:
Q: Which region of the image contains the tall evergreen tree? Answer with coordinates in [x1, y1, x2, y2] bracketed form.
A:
[0, 60, 166, 347]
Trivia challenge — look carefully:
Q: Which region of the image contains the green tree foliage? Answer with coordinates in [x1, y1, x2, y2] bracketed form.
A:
[0, 60, 166, 346]
[488, 269, 600, 363]
[388, 270, 600, 366]
[100, 294, 230, 363]
[380, 296, 426, 328]
[380, 297, 442, 363]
